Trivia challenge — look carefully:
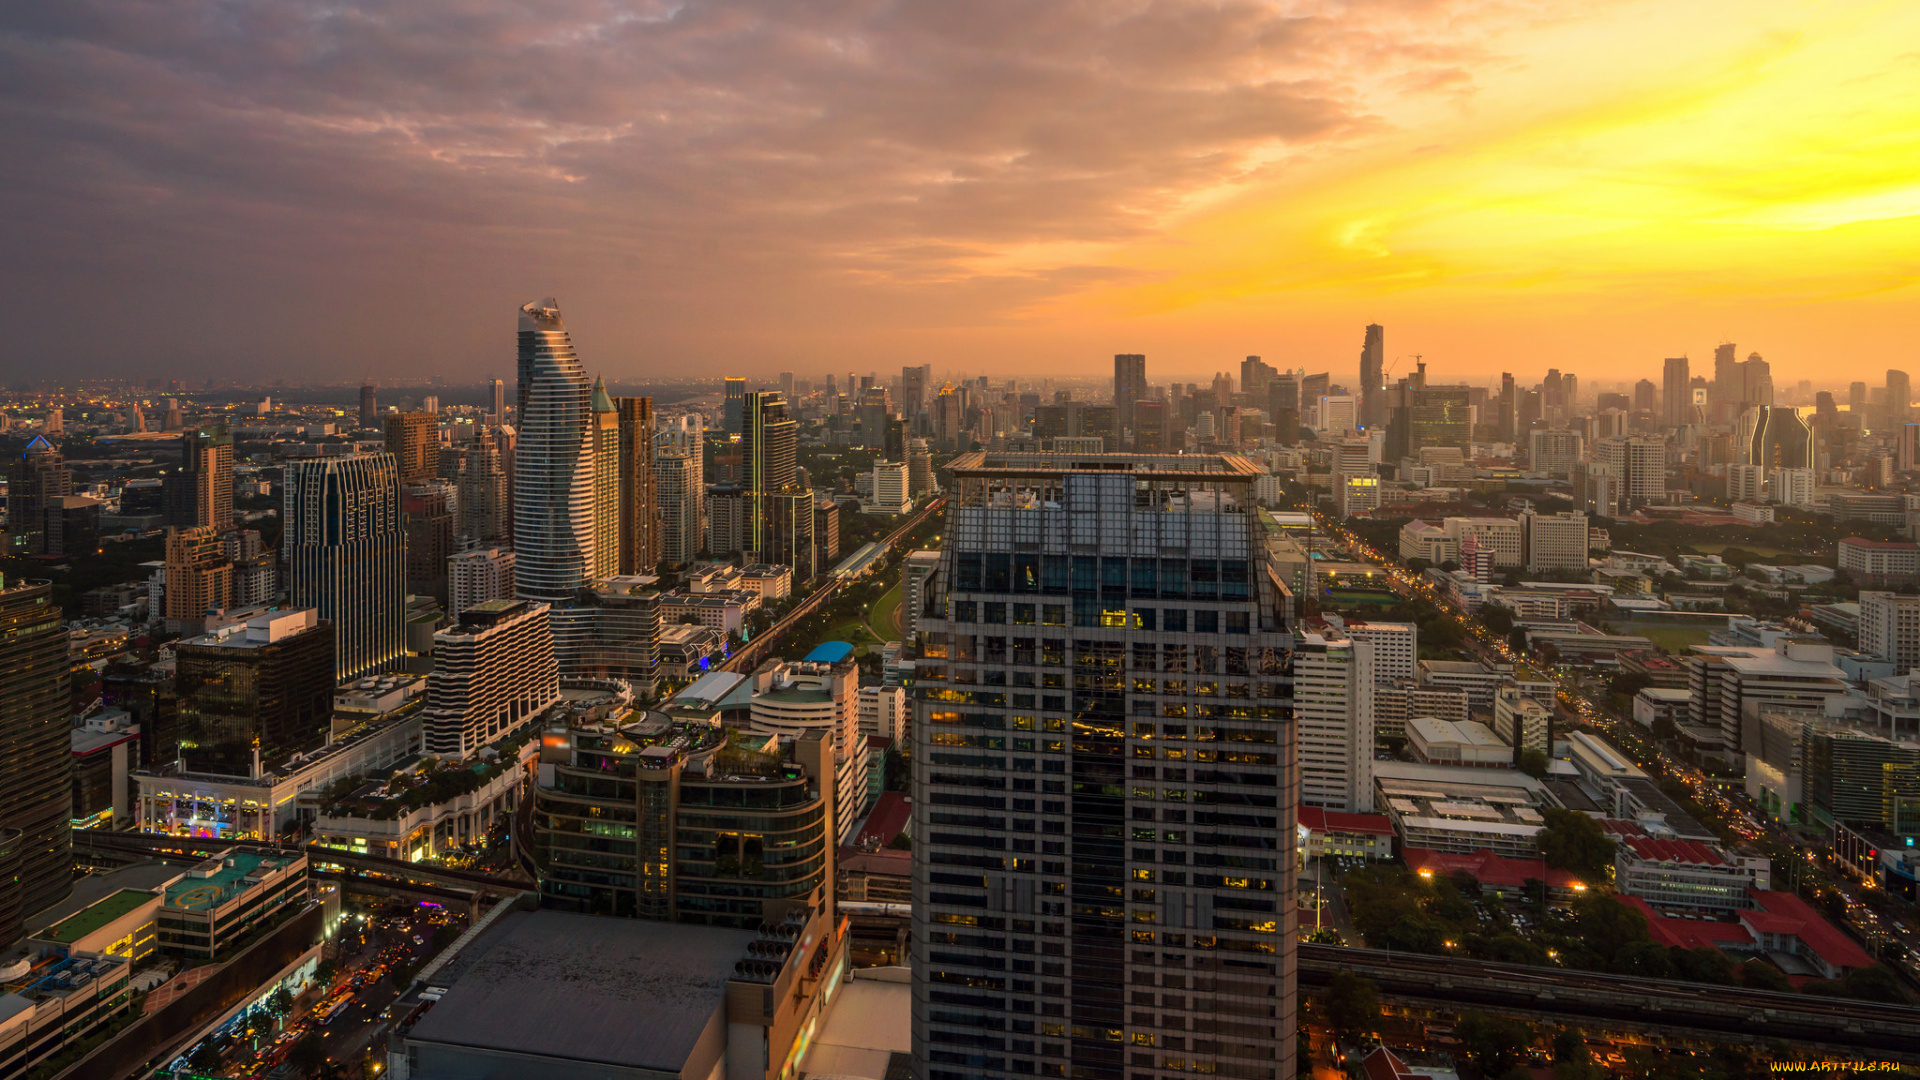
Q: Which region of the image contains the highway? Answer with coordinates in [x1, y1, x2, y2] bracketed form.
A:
[720, 494, 944, 674]
[1299, 943, 1920, 1060]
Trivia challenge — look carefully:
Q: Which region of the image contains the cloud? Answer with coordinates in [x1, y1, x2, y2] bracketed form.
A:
[0, 0, 1512, 376]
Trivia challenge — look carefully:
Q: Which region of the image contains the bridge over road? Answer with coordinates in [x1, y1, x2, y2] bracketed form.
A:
[1300, 944, 1920, 1061]
[73, 830, 530, 898]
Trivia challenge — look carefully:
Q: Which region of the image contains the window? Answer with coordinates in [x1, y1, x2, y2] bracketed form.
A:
[1042, 605, 1066, 627]
[1163, 609, 1187, 633]
[1194, 610, 1218, 634]
[953, 601, 977, 624]
[1225, 611, 1249, 635]
[984, 603, 1007, 624]
[1013, 604, 1036, 626]
[1136, 608, 1156, 631]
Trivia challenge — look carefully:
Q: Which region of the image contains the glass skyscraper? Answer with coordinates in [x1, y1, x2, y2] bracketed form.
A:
[285, 452, 406, 683]
[0, 576, 74, 947]
[513, 298, 595, 604]
[911, 452, 1297, 1080]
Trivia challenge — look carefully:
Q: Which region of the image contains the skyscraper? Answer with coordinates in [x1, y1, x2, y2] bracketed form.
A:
[1240, 355, 1277, 399]
[0, 576, 73, 947]
[1663, 356, 1691, 428]
[490, 378, 507, 426]
[423, 600, 560, 759]
[912, 451, 1296, 1080]
[902, 363, 932, 418]
[617, 397, 659, 574]
[1113, 353, 1146, 437]
[742, 390, 799, 560]
[1739, 406, 1812, 471]
[1634, 379, 1657, 413]
[359, 383, 378, 429]
[174, 609, 334, 778]
[7, 436, 70, 555]
[1498, 372, 1517, 441]
[589, 378, 621, 579]
[724, 377, 747, 434]
[1360, 322, 1385, 427]
[163, 525, 232, 634]
[456, 433, 509, 548]
[1296, 622, 1375, 812]
[655, 449, 705, 566]
[384, 412, 441, 486]
[513, 298, 595, 604]
[163, 427, 235, 533]
[1268, 375, 1300, 446]
[401, 486, 455, 604]
[286, 453, 405, 683]
[1888, 369, 1912, 422]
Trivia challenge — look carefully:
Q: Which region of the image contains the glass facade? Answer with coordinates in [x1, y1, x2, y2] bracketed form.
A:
[0, 578, 74, 947]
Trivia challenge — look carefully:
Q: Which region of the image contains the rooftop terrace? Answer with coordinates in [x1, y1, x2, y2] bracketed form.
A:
[38, 889, 156, 944]
[163, 851, 299, 912]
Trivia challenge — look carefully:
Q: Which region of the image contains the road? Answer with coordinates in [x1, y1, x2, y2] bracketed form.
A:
[1302, 506, 1920, 978]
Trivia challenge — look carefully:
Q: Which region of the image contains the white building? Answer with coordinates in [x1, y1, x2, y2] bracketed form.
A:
[747, 651, 870, 841]
[1528, 429, 1582, 478]
[1858, 591, 1920, 672]
[1593, 436, 1665, 514]
[1318, 615, 1417, 683]
[1295, 625, 1375, 812]
[1613, 833, 1771, 912]
[1492, 685, 1554, 753]
[1398, 520, 1458, 564]
[1407, 717, 1510, 767]
[449, 547, 516, 615]
[654, 449, 705, 565]
[422, 600, 562, 758]
[1686, 641, 1850, 754]
[866, 461, 912, 515]
[858, 685, 908, 745]
[1728, 464, 1766, 504]
[1522, 510, 1588, 573]
[1318, 395, 1358, 434]
[902, 549, 942, 642]
[1837, 538, 1920, 585]
[1769, 467, 1816, 507]
[1442, 517, 1524, 568]
[1337, 474, 1380, 517]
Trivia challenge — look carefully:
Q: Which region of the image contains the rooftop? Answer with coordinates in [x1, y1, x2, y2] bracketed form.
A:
[163, 851, 300, 911]
[945, 450, 1263, 479]
[38, 890, 157, 944]
[405, 909, 760, 1071]
[804, 641, 855, 664]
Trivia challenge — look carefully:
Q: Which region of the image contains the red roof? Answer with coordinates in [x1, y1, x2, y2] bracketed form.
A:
[1743, 891, 1875, 971]
[1299, 805, 1395, 836]
[1618, 896, 1753, 950]
[1622, 834, 1726, 867]
[855, 791, 913, 848]
[1403, 848, 1582, 890]
[1360, 1047, 1442, 1080]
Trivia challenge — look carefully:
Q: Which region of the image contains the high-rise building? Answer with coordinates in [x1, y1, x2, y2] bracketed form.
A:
[1888, 370, 1912, 422]
[1131, 400, 1167, 453]
[1522, 510, 1589, 573]
[1268, 375, 1301, 446]
[456, 433, 509, 548]
[7, 436, 70, 555]
[1498, 372, 1517, 441]
[450, 547, 516, 615]
[907, 438, 935, 498]
[1634, 379, 1657, 414]
[617, 397, 659, 574]
[747, 653, 869, 843]
[384, 412, 441, 486]
[902, 363, 933, 418]
[1663, 356, 1691, 428]
[724, 377, 747, 434]
[1297, 622, 1375, 812]
[1240, 355, 1277, 400]
[1593, 437, 1666, 515]
[912, 452, 1296, 1080]
[490, 378, 507, 426]
[1739, 406, 1812, 470]
[359, 384, 378, 429]
[1850, 382, 1870, 412]
[226, 528, 278, 607]
[589, 378, 622, 579]
[1528, 429, 1582, 478]
[286, 453, 405, 683]
[423, 600, 560, 759]
[402, 485, 455, 604]
[1360, 322, 1385, 427]
[1858, 592, 1920, 674]
[174, 609, 334, 778]
[1113, 353, 1147, 436]
[163, 427, 235, 533]
[655, 449, 705, 565]
[742, 391, 813, 576]
[163, 525, 232, 634]
[0, 577, 74, 947]
[513, 298, 596, 604]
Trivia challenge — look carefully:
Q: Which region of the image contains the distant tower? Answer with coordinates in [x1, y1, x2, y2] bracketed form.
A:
[616, 396, 658, 574]
[1360, 323, 1384, 427]
[1112, 353, 1146, 439]
[724, 377, 748, 435]
[164, 427, 234, 533]
[589, 377, 621, 579]
[489, 378, 508, 427]
[8, 437, 71, 555]
[1662, 356, 1691, 428]
[512, 298, 595, 604]
[383, 412, 440, 486]
[44, 408, 62, 437]
[359, 384, 378, 429]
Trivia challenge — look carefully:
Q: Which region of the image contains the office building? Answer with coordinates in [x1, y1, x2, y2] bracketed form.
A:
[1113, 353, 1147, 436]
[1298, 623, 1376, 812]
[0, 577, 74, 947]
[489, 377, 508, 426]
[1739, 406, 1812, 471]
[533, 713, 837, 924]
[1522, 510, 1589, 573]
[582, 378, 621, 579]
[1268, 376, 1301, 445]
[1838, 538, 1920, 586]
[1442, 517, 1524, 568]
[1663, 356, 1691, 428]
[1131, 400, 1168, 453]
[747, 649, 869, 843]
[724, 376, 747, 434]
[903, 363, 933, 418]
[655, 448, 705, 565]
[359, 384, 378, 429]
[1689, 641, 1850, 753]
[1528, 429, 1581, 478]
[1593, 437, 1665, 515]
[174, 609, 334, 778]
[1859, 592, 1920, 673]
[450, 547, 517, 617]
[617, 396, 658, 574]
[869, 460, 911, 514]
[286, 453, 406, 683]
[552, 575, 662, 692]
[384, 412, 441, 485]
[1888, 369, 1911, 422]
[1728, 464, 1765, 504]
[402, 485, 454, 604]
[163, 427, 234, 533]
[1360, 322, 1385, 427]
[423, 600, 560, 758]
[912, 451, 1296, 1080]
[456, 433, 509, 547]
[1320, 616, 1417, 683]
[8, 436, 71, 555]
[162, 525, 232, 634]
[513, 298, 596, 604]
[908, 438, 935, 497]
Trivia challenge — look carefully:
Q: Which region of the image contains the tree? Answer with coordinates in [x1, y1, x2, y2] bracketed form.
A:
[1323, 971, 1379, 1042]
[1456, 1012, 1534, 1078]
[1671, 946, 1734, 985]
[1741, 958, 1792, 992]
[314, 958, 340, 986]
[1508, 626, 1528, 655]
[1837, 964, 1907, 1003]
[1538, 808, 1616, 881]
[290, 1032, 328, 1077]
[1479, 604, 1515, 635]
[1518, 748, 1550, 778]
[264, 985, 294, 1021]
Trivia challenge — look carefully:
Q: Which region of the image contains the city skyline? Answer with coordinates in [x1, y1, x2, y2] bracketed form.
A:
[3, 1, 1919, 382]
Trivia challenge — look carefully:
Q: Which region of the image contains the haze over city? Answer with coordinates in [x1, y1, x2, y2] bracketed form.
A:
[5, 0, 1920, 383]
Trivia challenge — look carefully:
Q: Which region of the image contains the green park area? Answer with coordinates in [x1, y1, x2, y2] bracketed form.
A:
[1616, 621, 1717, 653]
[867, 582, 904, 644]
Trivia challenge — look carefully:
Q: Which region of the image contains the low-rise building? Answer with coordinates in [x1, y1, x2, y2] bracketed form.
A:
[29, 889, 162, 961]
[1407, 717, 1511, 768]
[1621, 890, 1874, 981]
[1837, 537, 1920, 586]
[1297, 805, 1395, 862]
[0, 953, 135, 1078]
[1605, 821, 1769, 912]
[1632, 687, 1692, 730]
[1404, 847, 1586, 901]
[1374, 762, 1553, 858]
[1491, 687, 1554, 753]
[157, 849, 309, 959]
[659, 588, 761, 634]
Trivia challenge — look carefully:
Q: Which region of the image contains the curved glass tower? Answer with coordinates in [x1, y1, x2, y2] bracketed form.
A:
[514, 298, 595, 604]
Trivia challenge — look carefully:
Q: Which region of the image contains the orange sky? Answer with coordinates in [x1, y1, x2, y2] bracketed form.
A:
[6, 0, 1918, 387]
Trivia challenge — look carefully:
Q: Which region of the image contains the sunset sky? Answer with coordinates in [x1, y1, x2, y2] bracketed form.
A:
[3, 0, 1917, 387]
